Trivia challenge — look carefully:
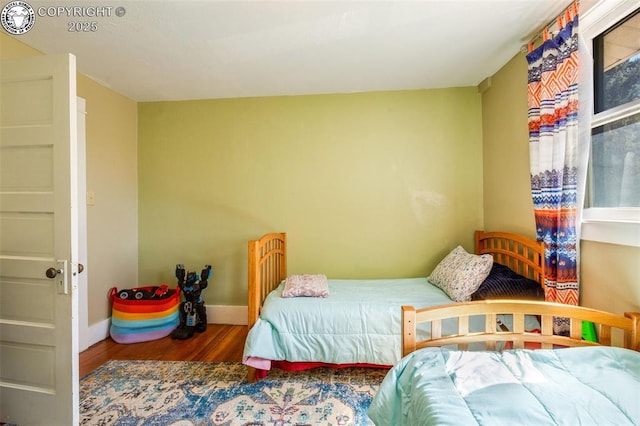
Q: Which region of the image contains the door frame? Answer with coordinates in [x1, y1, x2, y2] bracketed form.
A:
[77, 97, 90, 351]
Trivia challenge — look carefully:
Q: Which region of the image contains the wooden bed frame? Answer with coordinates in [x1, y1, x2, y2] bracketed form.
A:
[246, 230, 546, 381]
[247, 230, 545, 330]
[402, 300, 640, 356]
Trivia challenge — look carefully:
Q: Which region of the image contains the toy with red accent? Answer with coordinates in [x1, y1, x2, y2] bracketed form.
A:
[117, 284, 170, 300]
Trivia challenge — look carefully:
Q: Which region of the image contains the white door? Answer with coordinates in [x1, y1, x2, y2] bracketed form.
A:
[0, 54, 79, 425]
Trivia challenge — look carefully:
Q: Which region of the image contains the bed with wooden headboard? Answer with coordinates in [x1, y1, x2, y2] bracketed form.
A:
[368, 299, 640, 425]
[244, 230, 547, 382]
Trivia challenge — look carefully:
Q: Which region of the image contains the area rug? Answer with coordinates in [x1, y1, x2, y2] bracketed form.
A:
[80, 360, 387, 425]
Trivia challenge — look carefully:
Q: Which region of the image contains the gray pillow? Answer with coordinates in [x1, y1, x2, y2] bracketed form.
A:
[429, 245, 494, 302]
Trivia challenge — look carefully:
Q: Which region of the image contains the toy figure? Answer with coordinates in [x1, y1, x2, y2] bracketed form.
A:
[117, 284, 170, 300]
[171, 264, 212, 340]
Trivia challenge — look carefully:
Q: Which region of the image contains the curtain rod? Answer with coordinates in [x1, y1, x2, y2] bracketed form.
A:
[521, 0, 579, 53]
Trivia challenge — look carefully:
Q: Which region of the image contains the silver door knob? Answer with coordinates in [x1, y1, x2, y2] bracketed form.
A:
[46, 267, 62, 279]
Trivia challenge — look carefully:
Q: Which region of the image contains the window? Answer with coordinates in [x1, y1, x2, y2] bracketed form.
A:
[582, 1, 640, 247]
[590, 112, 640, 208]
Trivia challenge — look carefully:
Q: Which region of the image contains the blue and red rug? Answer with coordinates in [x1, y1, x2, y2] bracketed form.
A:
[80, 360, 386, 425]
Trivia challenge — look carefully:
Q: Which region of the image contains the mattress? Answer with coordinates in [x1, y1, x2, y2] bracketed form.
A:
[243, 278, 454, 369]
[243, 278, 540, 370]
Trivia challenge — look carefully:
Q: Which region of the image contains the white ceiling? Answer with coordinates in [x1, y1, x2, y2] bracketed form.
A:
[603, 9, 640, 70]
[12, 0, 578, 102]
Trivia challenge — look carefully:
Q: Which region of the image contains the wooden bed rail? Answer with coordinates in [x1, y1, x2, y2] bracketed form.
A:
[402, 300, 640, 357]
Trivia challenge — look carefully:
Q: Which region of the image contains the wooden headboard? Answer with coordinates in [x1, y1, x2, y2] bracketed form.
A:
[247, 232, 287, 330]
[402, 300, 640, 356]
[475, 230, 545, 288]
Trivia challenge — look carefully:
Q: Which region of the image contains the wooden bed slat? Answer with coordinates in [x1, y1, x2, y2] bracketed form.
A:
[541, 314, 554, 349]
[432, 320, 442, 340]
[599, 325, 612, 346]
[570, 318, 582, 340]
[458, 316, 470, 350]
[485, 314, 497, 350]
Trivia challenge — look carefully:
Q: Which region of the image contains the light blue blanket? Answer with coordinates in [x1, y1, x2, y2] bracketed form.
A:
[243, 278, 454, 367]
[368, 346, 640, 425]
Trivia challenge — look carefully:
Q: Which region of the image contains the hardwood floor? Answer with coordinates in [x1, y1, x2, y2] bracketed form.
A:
[79, 324, 248, 377]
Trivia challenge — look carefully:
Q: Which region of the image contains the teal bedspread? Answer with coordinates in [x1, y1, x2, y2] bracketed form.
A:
[243, 278, 454, 367]
[368, 346, 640, 425]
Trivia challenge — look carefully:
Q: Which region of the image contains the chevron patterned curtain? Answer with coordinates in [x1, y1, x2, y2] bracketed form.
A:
[526, 11, 580, 335]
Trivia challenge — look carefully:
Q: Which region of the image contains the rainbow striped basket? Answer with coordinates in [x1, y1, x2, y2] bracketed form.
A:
[109, 285, 180, 344]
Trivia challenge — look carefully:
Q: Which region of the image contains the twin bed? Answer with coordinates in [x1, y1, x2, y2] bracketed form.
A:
[243, 230, 640, 424]
[244, 230, 546, 380]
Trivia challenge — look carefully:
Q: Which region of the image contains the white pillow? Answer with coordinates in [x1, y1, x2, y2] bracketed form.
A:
[281, 274, 329, 298]
[429, 245, 493, 302]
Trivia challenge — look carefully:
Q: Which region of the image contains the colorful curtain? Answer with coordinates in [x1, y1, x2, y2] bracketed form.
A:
[526, 11, 580, 335]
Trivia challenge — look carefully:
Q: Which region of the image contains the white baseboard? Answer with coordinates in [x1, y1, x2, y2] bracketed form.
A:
[82, 304, 248, 350]
[205, 304, 248, 325]
[82, 317, 111, 350]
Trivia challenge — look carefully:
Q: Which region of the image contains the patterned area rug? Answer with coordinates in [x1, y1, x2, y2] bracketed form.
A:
[80, 360, 387, 425]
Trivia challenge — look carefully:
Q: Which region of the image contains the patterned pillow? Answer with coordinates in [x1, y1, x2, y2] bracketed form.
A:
[281, 274, 329, 298]
[471, 263, 545, 301]
[428, 245, 494, 302]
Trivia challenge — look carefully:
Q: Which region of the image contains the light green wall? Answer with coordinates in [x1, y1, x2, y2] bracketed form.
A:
[138, 89, 484, 306]
[481, 53, 640, 315]
[1, 33, 139, 325]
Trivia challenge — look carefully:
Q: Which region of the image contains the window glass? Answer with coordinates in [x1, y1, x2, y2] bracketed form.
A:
[590, 112, 640, 207]
[594, 9, 640, 113]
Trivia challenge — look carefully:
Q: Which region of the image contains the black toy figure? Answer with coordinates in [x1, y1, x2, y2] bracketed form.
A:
[171, 264, 212, 340]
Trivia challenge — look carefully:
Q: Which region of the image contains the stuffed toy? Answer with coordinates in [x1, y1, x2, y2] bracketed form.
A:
[171, 264, 211, 340]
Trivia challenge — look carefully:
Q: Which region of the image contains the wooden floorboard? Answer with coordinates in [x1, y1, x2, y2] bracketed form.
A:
[79, 324, 248, 377]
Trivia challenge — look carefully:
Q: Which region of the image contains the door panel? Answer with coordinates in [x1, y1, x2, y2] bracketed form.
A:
[0, 54, 79, 425]
[1, 142, 54, 190]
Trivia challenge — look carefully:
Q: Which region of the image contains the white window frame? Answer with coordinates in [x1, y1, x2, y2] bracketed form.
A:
[580, 0, 640, 247]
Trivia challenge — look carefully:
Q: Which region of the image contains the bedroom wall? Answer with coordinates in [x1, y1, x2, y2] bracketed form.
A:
[138, 89, 484, 307]
[481, 52, 640, 316]
[76, 76, 138, 325]
[1, 34, 139, 327]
